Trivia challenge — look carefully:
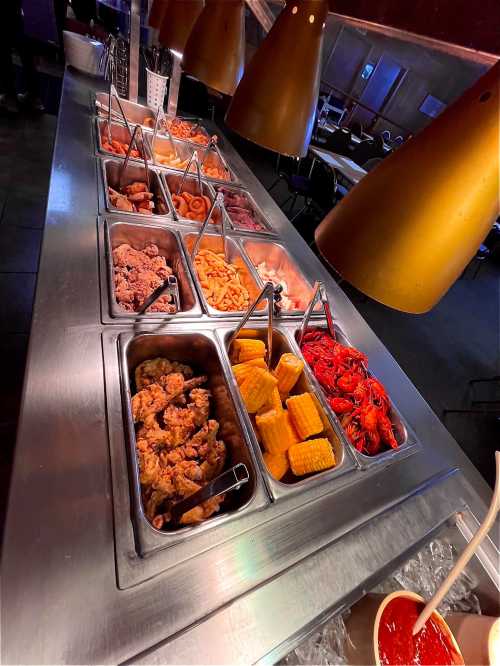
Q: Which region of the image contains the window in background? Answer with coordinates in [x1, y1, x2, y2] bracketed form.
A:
[419, 94, 446, 118]
[361, 63, 375, 80]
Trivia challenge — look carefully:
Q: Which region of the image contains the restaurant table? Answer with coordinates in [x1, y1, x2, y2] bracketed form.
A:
[309, 145, 368, 186]
[1, 69, 496, 665]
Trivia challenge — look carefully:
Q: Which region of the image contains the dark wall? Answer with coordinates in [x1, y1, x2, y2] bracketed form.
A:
[321, 18, 487, 136]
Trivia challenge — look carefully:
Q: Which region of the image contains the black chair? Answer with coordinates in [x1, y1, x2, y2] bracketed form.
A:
[289, 160, 339, 223]
[351, 135, 386, 166]
[349, 121, 364, 139]
[324, 128, 352, 156]
[268, 157, 315, 214]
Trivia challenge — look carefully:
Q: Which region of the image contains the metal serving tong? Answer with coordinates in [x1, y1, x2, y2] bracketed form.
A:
[200, 138, 230, 179]
[150, 108, 178, 167]
[228, 281, 283, 368]
[118, 124, 151, 190]
[297, 280, 336, 348]
[138, 274, 180, 315]
[178, 149, 203, 197]
[190, 192, 226, 260]
[168, 463, 249, 526]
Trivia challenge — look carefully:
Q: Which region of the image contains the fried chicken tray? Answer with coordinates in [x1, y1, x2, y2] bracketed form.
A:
[120, 331, 260, 550]
[104, 219, 201, 319]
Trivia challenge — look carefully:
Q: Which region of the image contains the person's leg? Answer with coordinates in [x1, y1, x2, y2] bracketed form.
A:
[0, 8, 18, 111]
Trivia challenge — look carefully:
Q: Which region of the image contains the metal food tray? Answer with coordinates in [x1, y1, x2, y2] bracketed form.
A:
[240, 238, 319, 315]
[288, 322, 421, 469]
[95, 91, 155, 128]
[214, 183, 276, 236]
[161, 115, 212, 147]
[182, 231, 266, 318]
[161, 170, 223, 227]
[199, 144, 239, 185]
[103, 219, 201, 320]
[216, 325, 357, 501]
[119, 330, 266, 555]
[96, 117, 148, 163]
[145, 132, 194, 171]
[101, 158, 173, 219]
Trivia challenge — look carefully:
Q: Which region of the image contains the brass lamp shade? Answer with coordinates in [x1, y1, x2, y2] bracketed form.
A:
[182, 0, 245, 96]
[148, 0, 168, 29]
[226, 0, 329, 157]
[158, 0, 204, 53]
[315, 61, 500, 314]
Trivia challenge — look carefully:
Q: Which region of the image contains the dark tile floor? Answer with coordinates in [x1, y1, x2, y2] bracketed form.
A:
[0, 107, 57, 531]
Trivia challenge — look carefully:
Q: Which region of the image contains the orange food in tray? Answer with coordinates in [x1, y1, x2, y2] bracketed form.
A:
[202, 164, 230, 181]
[171, 191, 215, 223]
[194, 250, 250, 312]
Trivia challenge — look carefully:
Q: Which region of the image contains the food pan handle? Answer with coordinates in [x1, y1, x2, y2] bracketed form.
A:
[169, 463, 249, 526]
[297, 280, 336, 347]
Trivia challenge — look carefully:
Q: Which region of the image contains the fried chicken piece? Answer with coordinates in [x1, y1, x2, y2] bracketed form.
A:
[180, 495, 224, 525]
[200, 438, 226, 481]
[135, 358, 193, 390]
[163, 404, 197, 446]
[124, 181, 148, 195]
[137, 445, 161, 485]
[131, 384, 167, 422]
[136, 414, 173, 449]
[188, 388, 211, 426]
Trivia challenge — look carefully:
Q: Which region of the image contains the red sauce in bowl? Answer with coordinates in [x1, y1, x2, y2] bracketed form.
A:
[378, 597, 464, 666]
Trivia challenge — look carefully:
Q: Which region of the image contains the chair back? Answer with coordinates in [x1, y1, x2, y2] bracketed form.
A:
[310, 159, 337, 211]
[324, 128, 352, 156]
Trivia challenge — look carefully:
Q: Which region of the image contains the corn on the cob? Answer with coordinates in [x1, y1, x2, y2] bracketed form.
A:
[286, 393, 324, 440]
[263, 451, 289, 480]
[283, 409, 300, 446]
[232, 358, 268, 384]
[239, 368, 277, 413]
[288, 438, 335, 476]
[258, 386, 283, 415]
[256, 409, 290, 455]
[274, 353, 304, 397]
[231, 338, 266, 364]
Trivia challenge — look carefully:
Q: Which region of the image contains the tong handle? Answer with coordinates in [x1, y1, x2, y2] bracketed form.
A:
[228, 281, 277, 367]
[169, 463, 249, 525]
[297, 281, 336, 347]
[190, 192, 224, 261]
[119, 124, 150, 190]
[137, 275, 179, 314]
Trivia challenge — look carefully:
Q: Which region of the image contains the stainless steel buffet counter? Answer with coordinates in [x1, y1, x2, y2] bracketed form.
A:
[1, 70, 497, 664]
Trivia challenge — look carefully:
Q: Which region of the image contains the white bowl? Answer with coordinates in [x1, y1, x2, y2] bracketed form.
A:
[63, 31, 104, 76]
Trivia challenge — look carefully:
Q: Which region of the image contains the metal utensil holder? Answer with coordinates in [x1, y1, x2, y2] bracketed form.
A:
[297, 280, 336, 347]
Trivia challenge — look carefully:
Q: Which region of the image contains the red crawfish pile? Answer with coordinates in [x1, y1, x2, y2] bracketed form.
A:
[300, 329, 398, 456]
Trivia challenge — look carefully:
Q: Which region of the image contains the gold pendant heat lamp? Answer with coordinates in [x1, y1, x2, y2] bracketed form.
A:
[182, 0, 245, 96]
[226, 0, 329, 157]
[315, 61, 500, 314]
[148, 0, 168, 29]
[158, 0, 204, 54]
